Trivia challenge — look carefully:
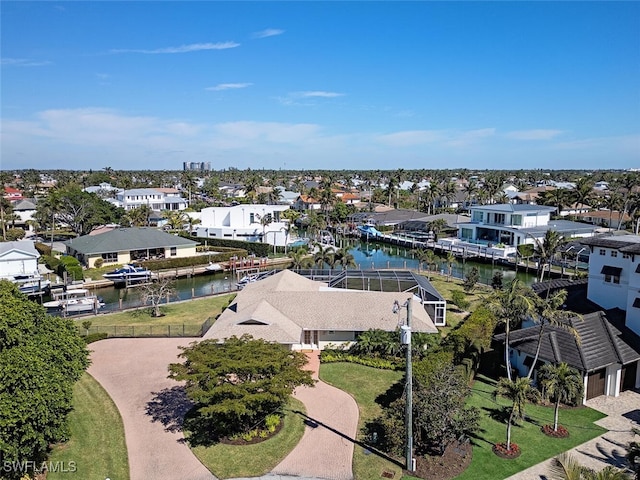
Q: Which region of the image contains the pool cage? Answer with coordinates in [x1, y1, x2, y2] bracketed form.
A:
[294, 269, 447, 327]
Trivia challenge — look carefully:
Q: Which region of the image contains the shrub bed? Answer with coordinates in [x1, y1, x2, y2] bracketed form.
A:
[492, 442, 521, 459]
[541, 424, 569, 438]
[319, 350, 402, 370]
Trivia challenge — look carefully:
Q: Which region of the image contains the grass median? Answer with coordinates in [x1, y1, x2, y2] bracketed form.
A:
[48, 373, 129, 480]
[191, 397, 307, 479]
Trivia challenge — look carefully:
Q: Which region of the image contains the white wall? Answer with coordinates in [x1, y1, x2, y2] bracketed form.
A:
[586, 246, 630, 311]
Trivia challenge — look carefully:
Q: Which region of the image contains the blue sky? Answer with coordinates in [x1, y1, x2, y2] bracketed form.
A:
[2, 1, 639, 171]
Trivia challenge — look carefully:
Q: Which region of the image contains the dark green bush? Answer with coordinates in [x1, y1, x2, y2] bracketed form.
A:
[184, 233, 271, 257]
[58, 255, 83, 281]
[35, 242, 52, 256]
[140, 249, 247, 271]
[84, 332, 109, 344]
[319, 350, 402, 370]
[450, 289, 470, 310]
[42, 255, 61, 271]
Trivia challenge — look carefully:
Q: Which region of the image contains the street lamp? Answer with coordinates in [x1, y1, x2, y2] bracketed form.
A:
[392, 297, 414, 472]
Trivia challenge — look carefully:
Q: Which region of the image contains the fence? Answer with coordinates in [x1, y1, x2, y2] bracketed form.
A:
[78, 316, 215, 338]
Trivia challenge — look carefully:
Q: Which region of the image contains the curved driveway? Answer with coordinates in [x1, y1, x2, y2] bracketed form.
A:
[88, 342, 359, 480]
[88, 338, 216, 480]
[272, 352, 359, 480]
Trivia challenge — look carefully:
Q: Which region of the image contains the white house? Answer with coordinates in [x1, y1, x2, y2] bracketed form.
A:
[108, 188, 189, 211]
[581, 235, 640, 335]
[195, 204, 291, 246]
[439, 204, 598, 258]
[0, 241, 40, 279]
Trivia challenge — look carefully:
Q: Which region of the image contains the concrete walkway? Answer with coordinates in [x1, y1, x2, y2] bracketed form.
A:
[507, 389, 640, 479]
[88, 338, 216, 480]
[271, 352, 359, 480]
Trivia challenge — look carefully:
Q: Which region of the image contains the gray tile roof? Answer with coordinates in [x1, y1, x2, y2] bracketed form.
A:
[0, 240, 38, 258]
[497, 311, 640, 372]
[204, 269, 438, 345]
[581, 234, 640, 254]
[64, 227, 198, 255]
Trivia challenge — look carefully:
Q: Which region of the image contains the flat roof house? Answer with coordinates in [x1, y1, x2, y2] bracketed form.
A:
[439, 203, 598, 258]
[65, 227, 198, 268]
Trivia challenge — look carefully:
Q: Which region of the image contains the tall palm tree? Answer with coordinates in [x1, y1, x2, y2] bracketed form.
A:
[539, 363, 584, 433]
[333, 248, 356, 270]
[534, 229, 567, 284]
[288, 249, 312, 270]
[487, 280, 538, 380]
[493, 377, 540, 453]
[526, 289, 580, 378]
[313, 245, 335, 269]
[573, 178, 595, 212]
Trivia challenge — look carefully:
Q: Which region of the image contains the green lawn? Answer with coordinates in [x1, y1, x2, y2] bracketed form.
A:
[48, 373, 129, 480]
[319, 363, 608, 480]
[319, 362, 404, 480]
[191, 397, 306, 479]
[78, 294, 234, 329]
[427, 276, 490, 332]
[454, 376, 607, 480]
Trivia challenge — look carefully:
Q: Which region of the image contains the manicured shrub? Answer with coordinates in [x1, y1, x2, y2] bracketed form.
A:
[93, 257, 104, 268]
[35, 242, 52, 256]
[451, 289, 470, 310]
[58, 255, 83, 281]
[84, 332, 108, 344]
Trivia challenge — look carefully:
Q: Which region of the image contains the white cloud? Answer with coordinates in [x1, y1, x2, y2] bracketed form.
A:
[252, 28, 284, 39]
[506, 129, 564, 140]
[298, 91, 344, 98]
[109, 42, 239, 54]
[206, 83, 252, 91]
[376, 130, 444, 147]
[446, 128, 496, 147]
[1, 58, 52, 67]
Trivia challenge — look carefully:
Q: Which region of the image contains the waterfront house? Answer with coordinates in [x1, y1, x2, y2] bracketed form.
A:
[107, 188, 189, 212]
[438, 204, 597, 259]
[195, 204, 291, 246]
[64, 227, 198, 268]
[203, 269, 439, 350]
[0, 240, 39, 279]
[575, 210, 631, 230]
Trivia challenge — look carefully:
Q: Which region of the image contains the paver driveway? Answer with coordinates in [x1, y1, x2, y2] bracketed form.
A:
[89, 342, 360, 480]
[88, 337, 216, 480]
[271, 352, 359, 480]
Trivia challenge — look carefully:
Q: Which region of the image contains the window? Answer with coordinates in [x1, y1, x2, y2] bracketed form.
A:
[101, 252, 118, 263]
[511, 215, 522, 226]
[599, 249, 606, 256]
[611, 251, 618, 258]
[601, 265, 622, 284]
[623, 253, 630, 259]
[273, 211, 281, 222]
[472, 211, 484, 222]
[170, 247, 177, 257]
[249, 213, 255, 223]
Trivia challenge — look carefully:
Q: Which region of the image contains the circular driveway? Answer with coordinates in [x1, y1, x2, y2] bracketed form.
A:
[88, 341, 359, 480]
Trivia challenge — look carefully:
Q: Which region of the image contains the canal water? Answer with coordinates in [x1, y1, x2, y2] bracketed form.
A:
[59, 239, 537, 315]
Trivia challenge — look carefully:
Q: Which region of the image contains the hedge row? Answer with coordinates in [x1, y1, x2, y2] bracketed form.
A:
[319, 350, 402, 370]
[140, 249, 247, 271]
[58, 255, 84, 281]
[181, 233, 273, 257]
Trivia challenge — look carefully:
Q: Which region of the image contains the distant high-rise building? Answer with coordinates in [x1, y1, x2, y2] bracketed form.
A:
[182, 162, 211, 172]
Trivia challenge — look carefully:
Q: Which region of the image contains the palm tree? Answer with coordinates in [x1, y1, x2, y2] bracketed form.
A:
[539, 363, 584, 433]
[550, 452, 631, 480]
[487, 280, 538, 380]
[445, 251, 457, 282]
[534, 229, 567, 284]
[493, 377, 540, 453]
[333, 248, 356, 270]
[163, 210, 189, 231]
[288, 248, 312, 270]
[257, 213, 273, 243]
[527, 289, 580, 378]
[573, 177, 595, 212]
[313, 245, 335, 269]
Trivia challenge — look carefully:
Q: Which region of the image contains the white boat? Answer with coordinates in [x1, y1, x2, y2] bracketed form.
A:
[102, 264, 152, 283]
[236, 273, 259, 289]
[205, 262, 223, 273]
[12, 274, 51, 295]
[43, 288, 104, 313]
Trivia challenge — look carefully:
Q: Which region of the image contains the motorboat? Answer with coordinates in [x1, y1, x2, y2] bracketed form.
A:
[205, 262, 224, 273]
[102, 264, 152, 283]
[12, 274, 51, 295]
[236, 273, 259, 289]
[43, 288, 104, 313]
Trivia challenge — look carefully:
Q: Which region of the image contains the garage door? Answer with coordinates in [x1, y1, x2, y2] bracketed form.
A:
[587, 369, 606, 400]
[621, 362, 638, 391]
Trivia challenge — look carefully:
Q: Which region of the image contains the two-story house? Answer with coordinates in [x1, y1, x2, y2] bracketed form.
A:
[195, 204, 292, 246]
[109, 188, 189, 211]
[440, 204, 597, 258]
